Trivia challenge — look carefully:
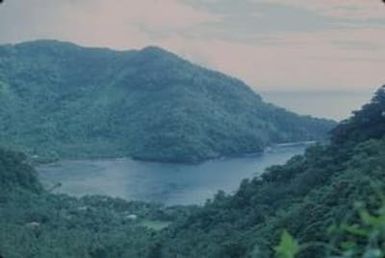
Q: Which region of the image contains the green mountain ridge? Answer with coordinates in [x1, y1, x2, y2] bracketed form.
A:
[157, 85, 385, 257]
[0, 86, 383, 258]
[0, 40, 335, 162]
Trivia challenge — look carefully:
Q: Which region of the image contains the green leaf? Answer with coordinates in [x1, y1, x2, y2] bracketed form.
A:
[342, 224, 370, 237]
[274, 230, 300, 258]
[359, 210, 384, 227]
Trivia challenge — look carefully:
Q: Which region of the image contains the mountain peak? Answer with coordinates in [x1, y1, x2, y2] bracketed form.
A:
[139, 45, 179, 60]
[141, 45, 167, 53]
[0, 40, 335, 162]
[15, 39, 80, 49]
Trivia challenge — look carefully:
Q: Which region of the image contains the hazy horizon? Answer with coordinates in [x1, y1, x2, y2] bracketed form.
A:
[261, 89, 373, 121]
[0, 0, 383, 119]
[0, 1, 383, 90]
[1, 2, 385, 257]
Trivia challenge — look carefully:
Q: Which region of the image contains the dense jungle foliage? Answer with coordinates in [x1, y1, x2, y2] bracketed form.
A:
[0, 40, 334, 163]
[0, 150, 192, 257]
[156, 86, 385, 258]
[0, 86, 384, 257]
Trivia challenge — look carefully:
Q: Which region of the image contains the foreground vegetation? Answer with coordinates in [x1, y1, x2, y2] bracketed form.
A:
[0, 40, 334, 163]
[0, 151, 192, 257]
[155, 86, 385, 258]
[0, 86, 384, 257]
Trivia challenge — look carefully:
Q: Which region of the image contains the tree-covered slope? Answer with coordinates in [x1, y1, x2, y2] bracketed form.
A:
[0, 147, 191, 258]
[156, 86, 385, 257]
[0, 148, 42, 194]
[0, 87, 383, 257]
[0, 40, 335, 162]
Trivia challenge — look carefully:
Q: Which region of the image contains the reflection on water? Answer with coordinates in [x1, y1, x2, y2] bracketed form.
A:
[38, 144, 308, 206]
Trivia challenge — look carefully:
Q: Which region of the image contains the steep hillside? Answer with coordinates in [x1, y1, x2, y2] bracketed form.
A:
[0, 148, 42, 194]
[0, 87, 383, 257]
[157, 85, 385, 257]
[0, 40, 335, 162]
[0, 147, 189, 258]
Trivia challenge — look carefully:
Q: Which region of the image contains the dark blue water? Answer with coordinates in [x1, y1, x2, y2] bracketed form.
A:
[37, 144, 307, 205]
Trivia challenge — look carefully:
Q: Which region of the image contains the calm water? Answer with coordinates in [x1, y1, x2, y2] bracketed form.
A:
[38, 144, 307, 206]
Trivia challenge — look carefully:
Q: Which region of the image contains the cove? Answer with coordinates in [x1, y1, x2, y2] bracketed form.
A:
[37, 143, 309, 206]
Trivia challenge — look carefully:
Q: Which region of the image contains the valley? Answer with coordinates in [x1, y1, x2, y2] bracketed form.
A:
[0, 0, 383, 257]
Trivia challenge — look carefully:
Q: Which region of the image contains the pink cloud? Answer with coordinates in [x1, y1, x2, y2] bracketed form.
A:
[0, 0, 219, 48]
[155, 27, 384, 91]
[0, 0, 383, 92]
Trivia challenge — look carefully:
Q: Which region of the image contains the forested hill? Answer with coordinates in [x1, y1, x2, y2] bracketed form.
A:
[156, 86, 385, 257]
[0, 86, 384, 258]
[0, 87, 385, 258]
[0, 40, 335, 162]
[0, 148, 42, 194]
[0, 147, 189, 258]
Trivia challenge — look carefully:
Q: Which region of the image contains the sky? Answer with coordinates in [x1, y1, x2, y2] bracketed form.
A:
[0, 0, 384, 119]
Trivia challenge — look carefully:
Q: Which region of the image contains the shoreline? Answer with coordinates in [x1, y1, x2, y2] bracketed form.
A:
[35, 141, 315, 167]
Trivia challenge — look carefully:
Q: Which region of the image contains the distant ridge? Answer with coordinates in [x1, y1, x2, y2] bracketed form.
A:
[0, 40, 335, 162]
